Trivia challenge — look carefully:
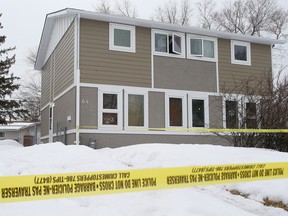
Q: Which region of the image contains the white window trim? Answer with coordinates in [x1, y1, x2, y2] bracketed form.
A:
[152, 29, 185, 58]
[188, 95, 209, 128]
[231, 40, 251, 66]
[187, 34, 218, 62]
[98, 88, 123, 130]
[109, 23, 136, 53]
[172, 33, 182, 55]
[165, 93, 187, 128]
[124, 89, 148, 130]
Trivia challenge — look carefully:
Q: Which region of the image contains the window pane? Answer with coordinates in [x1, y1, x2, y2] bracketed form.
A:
[103, 94, 117, 109]
[173, 34, 181, 54]
[203, 40, 214, 58]
[169, 98, 183, 126]
[114, 28, 131, 47]
[246, 102, 257, 128]
[226, 101, 238, 128]
[128, 94, 144, 127]
[155, 33, 167, 52]
[192, 100, 205, 127]
[234, 45, 247, 61]
[102, 113, 118, 125]
[191, 39, 202, 55]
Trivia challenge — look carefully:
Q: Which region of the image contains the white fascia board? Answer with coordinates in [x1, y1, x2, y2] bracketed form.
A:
[69, 8, 286, 45]
[35, 9, 73, 70]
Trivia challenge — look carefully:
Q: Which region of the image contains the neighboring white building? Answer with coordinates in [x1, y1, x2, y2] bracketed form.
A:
[0, 122, 40, 146]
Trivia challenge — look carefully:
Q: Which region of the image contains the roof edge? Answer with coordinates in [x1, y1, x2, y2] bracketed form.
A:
[35, 8, 287, 70]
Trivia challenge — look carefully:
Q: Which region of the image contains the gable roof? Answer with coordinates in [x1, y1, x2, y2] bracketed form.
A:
[35, 8, 286, 70]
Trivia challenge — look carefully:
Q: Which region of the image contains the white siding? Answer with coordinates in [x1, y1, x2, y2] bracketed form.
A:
[44, 15, 75, 63]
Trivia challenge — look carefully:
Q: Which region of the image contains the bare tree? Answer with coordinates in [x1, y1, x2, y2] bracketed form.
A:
[197, 0, 217, 29]
[246, 0, 278, 36]
[17, 74, 41, 122]
[179, 0, 194, 25]
[17, 48, 41, 122]
[152, 0, 193, 25]
[268, 8, 288, 39]
[94, 0, 113, 14]
[217, 71, 288, 152]
[26, 47, 37, 65]
[93, 0, 137, 17]
[213, 0, 249, 34]
[213, 0, 288, 38]
[115, 0, 137, 18]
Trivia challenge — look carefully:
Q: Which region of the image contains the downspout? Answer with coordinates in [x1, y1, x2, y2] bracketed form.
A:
[74, 13, 80, 145]
[216, 39, 220, 93]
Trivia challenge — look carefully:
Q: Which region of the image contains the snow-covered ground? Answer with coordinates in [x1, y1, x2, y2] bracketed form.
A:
[0, 139, 288, 216]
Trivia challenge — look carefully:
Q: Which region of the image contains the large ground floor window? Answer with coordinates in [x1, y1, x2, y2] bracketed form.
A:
[225, 99, 258, 129]
[98, 87, 210, 131]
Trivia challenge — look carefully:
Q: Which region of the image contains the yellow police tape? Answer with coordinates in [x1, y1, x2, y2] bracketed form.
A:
[0, 162, 287, 203]
[78, 126, 288, 133]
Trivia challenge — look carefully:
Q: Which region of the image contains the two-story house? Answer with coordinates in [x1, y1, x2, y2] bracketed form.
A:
[35, 8, 286, 148]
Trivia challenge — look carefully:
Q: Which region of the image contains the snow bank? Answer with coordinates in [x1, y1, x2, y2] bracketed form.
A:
[0, 141, 288, 216]
[0, 139, 23, 148]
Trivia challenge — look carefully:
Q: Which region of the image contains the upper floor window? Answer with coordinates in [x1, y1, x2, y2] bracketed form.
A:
[153, 30, 185, 58]
[109, 23, 135, 53]
[187, 35, 217, 62]
[231, 40, 251, 66]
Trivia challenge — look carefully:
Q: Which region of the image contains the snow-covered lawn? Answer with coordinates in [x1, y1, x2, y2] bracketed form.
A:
[0, 139, 288, 216]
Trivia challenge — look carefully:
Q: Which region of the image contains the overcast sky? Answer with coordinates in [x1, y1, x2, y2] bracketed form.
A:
[1, 0, 288, 79]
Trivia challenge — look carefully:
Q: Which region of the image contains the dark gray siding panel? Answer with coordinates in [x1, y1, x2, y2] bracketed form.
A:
[66, 134, 76, 145]
[41, 106, 49, 137]
[209, 96, 223, 128]
[218, 39, 272, 94]
[149, 91, 165, 129]
[79, 133, 231, 149]
[56, 134, 75, 145]
[154, 56, 217, 92]
[80, 19, 151, 87]
[80, 87, 98, 128]
[53, 88, 76, 133]
[41, 138, 49, 144]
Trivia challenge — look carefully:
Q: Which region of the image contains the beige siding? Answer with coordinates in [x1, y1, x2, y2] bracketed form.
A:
[209, 96, 223, 128]
[154, 56, 217, 92]
[80, 87, 98, 128]
[80, 19, 151, 87]
[218, 39, 272, 94]
[79, 133, 231, 149]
